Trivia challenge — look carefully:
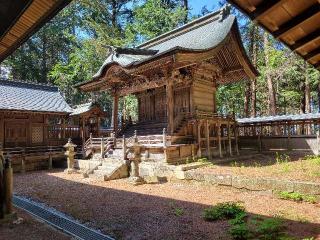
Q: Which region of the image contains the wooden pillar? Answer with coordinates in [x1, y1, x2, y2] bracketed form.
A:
[234, 124, 239, 156]
[205, 120, 211, 159]
[4, 157, 13, 215]
[166, 79, 174, 135]
[217, 122, 223, 158]
[189, 85, 194, 114]
[197, 121, 202, 157]
[62, 117, 66, 139]
[227, 121, 233, 156]
[317, 122, 320, 155]
[287, 122, 291, 151]
[112, 95, 119, 136]
[97, 117, 101, 137]
[258, 124, 262, 152]
[0, 114, 4, 145]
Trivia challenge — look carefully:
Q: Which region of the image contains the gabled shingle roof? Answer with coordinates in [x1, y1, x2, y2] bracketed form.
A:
[92, 6, 237, 79]
[0, 79, 72, 113]
[237, 113, 320, 124]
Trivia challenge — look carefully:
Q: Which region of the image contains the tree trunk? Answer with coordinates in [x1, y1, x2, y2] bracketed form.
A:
[41, 31, 47, 83]
[244, 81, 251, 117]
[182, 0, 188, 23]
[305, 69, 311, 114]
[250, 25, 258, 117]
[111, 0, 117, 29]
[318, 80, 320, 113]
[264, 32, 277, 116]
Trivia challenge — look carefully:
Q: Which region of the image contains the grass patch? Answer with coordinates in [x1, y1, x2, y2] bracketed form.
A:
[278, 191, 317, 204]
[203, 202, 245, 221]
[173, 207, 184, 217]
[203, 201, 294, 240]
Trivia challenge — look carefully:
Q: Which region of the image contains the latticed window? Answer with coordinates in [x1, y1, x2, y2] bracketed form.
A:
[32, 126, 43, 143]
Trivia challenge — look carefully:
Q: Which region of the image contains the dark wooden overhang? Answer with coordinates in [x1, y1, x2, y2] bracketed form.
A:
[0, 0, 72, 63]
[227, 0, 320, 70]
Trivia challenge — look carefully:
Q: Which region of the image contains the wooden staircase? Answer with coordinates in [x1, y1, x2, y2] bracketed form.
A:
[121, 120, 167, 137]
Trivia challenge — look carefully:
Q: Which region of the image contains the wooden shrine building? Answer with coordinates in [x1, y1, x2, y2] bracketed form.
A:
[70, 102, 106, 141]
[77, 7, 258, 160]
[0, 79, 73, 148]
[238, 113, 320, 153]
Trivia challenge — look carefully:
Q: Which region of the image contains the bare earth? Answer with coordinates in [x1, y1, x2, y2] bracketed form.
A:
[0, 208, 71, 240]
[13, 170, 320, 240]
[200, 152, 320, 183]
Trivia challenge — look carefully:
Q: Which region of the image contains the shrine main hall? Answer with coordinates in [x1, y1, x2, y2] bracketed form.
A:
[77, 7, 258, 161]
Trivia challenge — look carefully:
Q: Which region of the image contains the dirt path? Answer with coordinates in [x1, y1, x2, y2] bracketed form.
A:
[0, 208, 71, 240]
[14, 170, 320, 240]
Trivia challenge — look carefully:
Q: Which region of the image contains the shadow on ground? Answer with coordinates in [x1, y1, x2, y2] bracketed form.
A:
[13, 170, 320, 240]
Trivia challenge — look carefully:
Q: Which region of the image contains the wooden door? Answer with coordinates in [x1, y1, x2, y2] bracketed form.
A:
[4, 121, 27, 147]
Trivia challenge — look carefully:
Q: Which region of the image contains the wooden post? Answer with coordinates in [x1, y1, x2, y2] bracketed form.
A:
[4, 156, 13, 215]
[112, 95, 119, 136]
[287, 122, 291, 151]
[0, 143, 4, 219]
[122, 135, 127, 160]
[234, 124, 239, 156]
[317, 123, 320, 155]
[62, 117, 66, 139]
[217, 122, 223, 158]
[112, 132, 117, 148]
[197, 121, 202, 157]
[134, 130, 138, 143]
[81, 118, 85, 156]
[163, 128, 167, 147]
[166, 79, 174, 135]
[205, 120, 211, 159]
[21, 148, 26, 173]
[97, 117, 101, 137]
[101, 137, 105, 158]
[48, 147, 53, 170]
[227, 121, 233, 156]
[258, 124, 262, 152]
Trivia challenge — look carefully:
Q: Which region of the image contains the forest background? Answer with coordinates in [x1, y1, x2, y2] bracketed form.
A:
[1, 0, 319, 122]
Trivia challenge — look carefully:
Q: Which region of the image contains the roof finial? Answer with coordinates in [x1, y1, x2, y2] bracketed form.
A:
[219, 3, 231, 22]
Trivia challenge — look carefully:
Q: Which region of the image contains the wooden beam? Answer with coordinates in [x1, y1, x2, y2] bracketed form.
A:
[251, 0, 282, 21]
[292, 29, 320, 51]
[118, 79, 166, 96]
[274, 4, 320, 39]
[227, 121, 233, 156]
[206, 120, 211, 159]
[197, 121, 202, 157]
[217, 122, 223, 158]
[305, 47, 320, 61]
[166, 79, 174, 135]
[112, 95, 119, 135]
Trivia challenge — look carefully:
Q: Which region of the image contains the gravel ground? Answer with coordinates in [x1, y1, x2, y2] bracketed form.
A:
[201, 152, 320, 182]
[14, 170, 320, 240]
[0, 208, 71, 240]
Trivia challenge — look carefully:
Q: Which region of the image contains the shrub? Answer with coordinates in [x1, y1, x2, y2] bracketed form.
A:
[279, 191, 317, 204]
[203, 202, 245, 221]
[256, 218, 284, 240]
[174, 207, 184, 217]
[229, 223, 252, 240]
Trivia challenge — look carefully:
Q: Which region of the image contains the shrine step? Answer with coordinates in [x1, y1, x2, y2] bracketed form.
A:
[89, 159, 129, 181]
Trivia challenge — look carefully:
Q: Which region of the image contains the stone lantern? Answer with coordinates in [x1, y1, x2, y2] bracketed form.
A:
[64, 138, 77, 174]
[128, 140, 144, 185]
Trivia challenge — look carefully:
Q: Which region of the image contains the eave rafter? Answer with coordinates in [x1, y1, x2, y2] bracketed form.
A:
[274, 4, 320, 39]
[292, 29, 320, 51]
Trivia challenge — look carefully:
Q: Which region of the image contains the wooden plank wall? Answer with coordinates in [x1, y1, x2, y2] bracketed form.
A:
[192, 81, 216, 113]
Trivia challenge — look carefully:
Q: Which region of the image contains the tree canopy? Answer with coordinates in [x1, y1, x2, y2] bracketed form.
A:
[1, 0, 319, 120]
